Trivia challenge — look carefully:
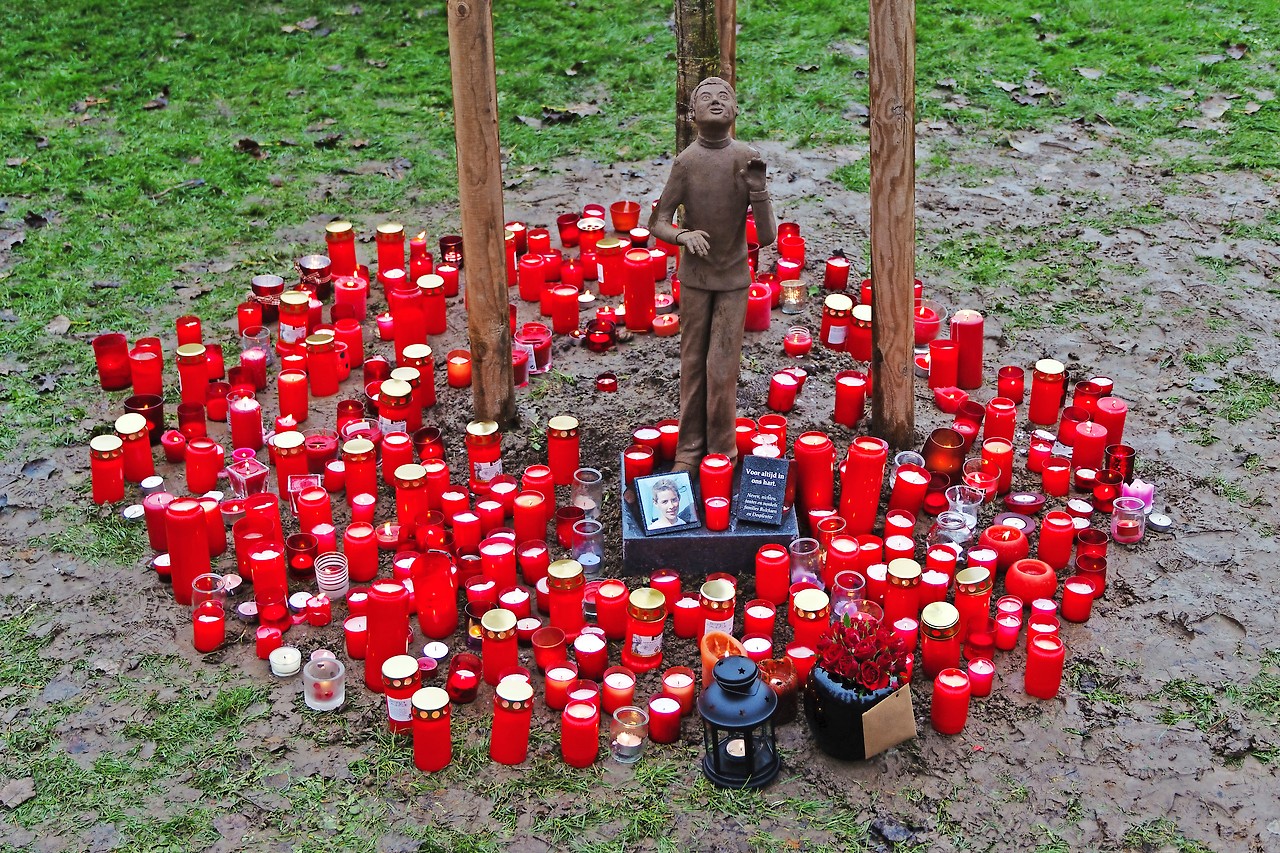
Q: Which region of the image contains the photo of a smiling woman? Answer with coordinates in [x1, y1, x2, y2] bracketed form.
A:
[636, 473, 698, 535]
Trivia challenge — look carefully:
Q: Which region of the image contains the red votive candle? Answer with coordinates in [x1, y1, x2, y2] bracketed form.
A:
[672, 595, 702, 639]
[931, 668, 971, 735]
[997, 366, 1025, 404]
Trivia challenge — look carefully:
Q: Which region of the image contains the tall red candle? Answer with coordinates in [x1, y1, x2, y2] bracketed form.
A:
[623, 248, 657, 332]
[1036, 511, 1076, 571]
[832, 370, 868, 427]
[480, 609, 519, 686]
[365, 580, 411, 693]
[165, 499, 210, 607]
[490, 681, 535, 765]
[622, 588, 666, 673]
[1028, 359, 1066, 427]
[793, 432, 835, 520]
[411, 687, 451, 772]
[755, 545, 791, 605]
[1093, 396, 1127, 448]
[547, 559, 586, 641]
[950, 309, 984, 390]
[413, 549, 459, 639]
[561, 701, 601, 768]
[838, 436, 888, 534]
[1072, 421, 1109, 471]
[928, 340, 959, 390]
[89, 435, 126, 505]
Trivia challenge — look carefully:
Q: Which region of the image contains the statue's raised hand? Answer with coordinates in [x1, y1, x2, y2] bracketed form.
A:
[741, 158, 768, 193]
[677, 229, 711, 256]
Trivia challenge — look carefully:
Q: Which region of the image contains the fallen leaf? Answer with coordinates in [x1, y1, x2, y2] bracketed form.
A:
[90, 280, 122, 289]
[149, 178, 205, 198]
[1225, 43, 1247, 60]
[516, 115, 543, 129]
[24, 211, 51, 229]
[0, 229, 24, 251]
[1028, 12, 1043, 23]
[287, 89, 306, 98]
[1245, 87, 1274, 102]
[993, 80, 1018, 92]
[325, 64, 343, 72]
[313, 133, 343, 149]
[295, 16, 319, 30]
[0, 777, 35, 808]
[207, 261, 235, 274]
[936, 77, 956, 89]
[1006, 135, 1040, 154]
[234, 138, 268, 159]
[1012, 93, 1039, 106]
[1196, 54, 1225, 65]
[276, 138, 300, 147]
[280, 24, 297, 33]
[346, 4, 363, 14]
[365, 59, 387, 68]
[38, 375, 57, 392]
[1075, 67, 1104, 80]
[44, 315, 70, 334]
[565, 61, 584, 77]
[1114, 92, 1156, 109]
[1242, 101, 1261, 114]
[844, 101, 869, 118]
[1199, 98, 1231, 120]
[70, 96, 109, 113]
[348, 138, 370, 149]
[541, 103, 601, 123]
[306, 118, 337, 132]
[5, 158, 26, 167]
[795, 64, 819, 72]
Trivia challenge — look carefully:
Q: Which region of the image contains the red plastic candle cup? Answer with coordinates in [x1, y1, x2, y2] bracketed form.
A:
[754, 545, 790, 605]
[92, 333, 133, 390]
[672, 594, 702, 639]
[648, 695, 682, 744]
[342, 617, 367, 659]
[1041, 456, 1071, 497]
[489, 681, 535, 766]
[1037, 511, 1076, 571]
[928, 340, 960, 390]
[997, 365, 1025, 404]
[517, 540, 550, 586]
[1077, 528, 1109, 560]
[742, 599, 777, 638]
[445, 350, 472, 388]
[531, 626, 568, 673]
[1028, 359, 1066, 426]
[1025, 634, 1066, 699]
[823, 255, 851, 290]
[784, 642, 817, 685]
[1060, 576, 1097, 623]
[839, 435, 889, 535]
[622, 444, 655, 487]
[656, 666, 695, 717]
[993, 611, 1022, 651]
[599, 666, 637, 715]
[649, 569, 682, 611]
[446, 653, 482, 704]
[702, 497, 730, 531]
[931, 668, 971, 735]
[967, 658, 995, 698]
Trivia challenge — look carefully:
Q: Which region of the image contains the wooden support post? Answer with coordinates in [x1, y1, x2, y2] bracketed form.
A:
[716, 0, 736, 88]
[674, 0, 720, 154]
[447, 0, 515, 425]
[868, 0, 916, 449]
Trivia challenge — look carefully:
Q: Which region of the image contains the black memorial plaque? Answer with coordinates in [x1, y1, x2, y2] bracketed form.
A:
[732, 455, 789, 526]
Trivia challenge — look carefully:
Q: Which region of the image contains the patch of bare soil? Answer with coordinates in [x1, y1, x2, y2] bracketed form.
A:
[1, 125, 1277, 851]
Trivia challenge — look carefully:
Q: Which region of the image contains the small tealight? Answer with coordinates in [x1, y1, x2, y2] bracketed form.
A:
[122, 504, 145, 523]
[288, 591, 312, 613]
[235, 601, 259, 622]
[222, 573, 243, 597]
[269, 646, 302, 677]
[310, 648, 338, 662]
[140, 475, 165, 496]
[1148, 513, 1173, 533]
[422, 641, 450, 664]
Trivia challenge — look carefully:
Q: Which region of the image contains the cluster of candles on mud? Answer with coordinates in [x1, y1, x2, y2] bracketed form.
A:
[85, 208, 1159, 774]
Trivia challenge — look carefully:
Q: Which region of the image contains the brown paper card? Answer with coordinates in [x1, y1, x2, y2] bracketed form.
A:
[861, 685, 917, 759]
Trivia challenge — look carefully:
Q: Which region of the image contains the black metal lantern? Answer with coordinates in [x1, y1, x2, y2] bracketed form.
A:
[697, 656, 781, 789]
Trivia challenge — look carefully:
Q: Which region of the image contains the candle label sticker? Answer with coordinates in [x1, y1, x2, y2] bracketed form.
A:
[473, 459, 503, 483]
[379, 416, 407, 434]
[704, 617, 734, 635]
[733, 455, 789, 526]
[280, 323, 307, 344]
[630, 632, 663, 658]
[387, 695, 413, 722]
[827, 325, 847, 345]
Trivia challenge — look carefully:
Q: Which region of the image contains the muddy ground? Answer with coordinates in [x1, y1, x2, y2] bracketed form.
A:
[1, 123, 1278, 851]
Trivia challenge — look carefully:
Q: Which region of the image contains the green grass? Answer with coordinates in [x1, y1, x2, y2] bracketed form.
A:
[1122, 818, 1215, 853]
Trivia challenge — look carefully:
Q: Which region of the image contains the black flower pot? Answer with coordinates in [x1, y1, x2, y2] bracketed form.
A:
[804, 666, 897, 760]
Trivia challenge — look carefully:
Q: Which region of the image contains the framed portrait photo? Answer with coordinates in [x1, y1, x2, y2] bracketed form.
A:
[634, 471, 700, 536]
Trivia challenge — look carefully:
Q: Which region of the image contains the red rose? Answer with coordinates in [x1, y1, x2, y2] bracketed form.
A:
[859, 661, 883, 690]
[853, 640, 876, 660]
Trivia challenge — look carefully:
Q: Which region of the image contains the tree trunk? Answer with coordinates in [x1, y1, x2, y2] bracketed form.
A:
[868, 0, 916, 449]
[447, 0, 515, 425]
[674, 0, 720, 153]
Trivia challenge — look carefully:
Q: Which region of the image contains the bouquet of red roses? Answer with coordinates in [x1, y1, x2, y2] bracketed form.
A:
[815, 615, 910, 693]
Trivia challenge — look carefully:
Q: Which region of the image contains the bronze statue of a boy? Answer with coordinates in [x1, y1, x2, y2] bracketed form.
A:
[649, 77, 777, 471]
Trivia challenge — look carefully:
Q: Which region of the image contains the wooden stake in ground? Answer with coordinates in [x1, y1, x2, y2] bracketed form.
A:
[716, 0, 736, 88]
[674, 0, 720, 153]
[868, 0, 916, 449]
[447, 0, 515, 425]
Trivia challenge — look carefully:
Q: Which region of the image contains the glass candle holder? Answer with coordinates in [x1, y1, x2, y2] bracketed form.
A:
[945, 485, 984, 531]
[788, 537, 821, 586]
[1110, 496, 1146, 545]
[610, 705, 650, 764]
[571, 467, 604, 519]
[779, 280, 806, 314]
[921, 428, 965, 479]
[303, 658, 346, 711]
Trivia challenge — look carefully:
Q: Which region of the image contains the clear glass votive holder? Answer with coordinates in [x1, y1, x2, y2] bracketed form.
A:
[610, 705, 649, 764]
[571, 468, 604, 519]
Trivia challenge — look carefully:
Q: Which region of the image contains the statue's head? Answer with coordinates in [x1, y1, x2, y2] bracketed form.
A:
[689, 76, 737, 130]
